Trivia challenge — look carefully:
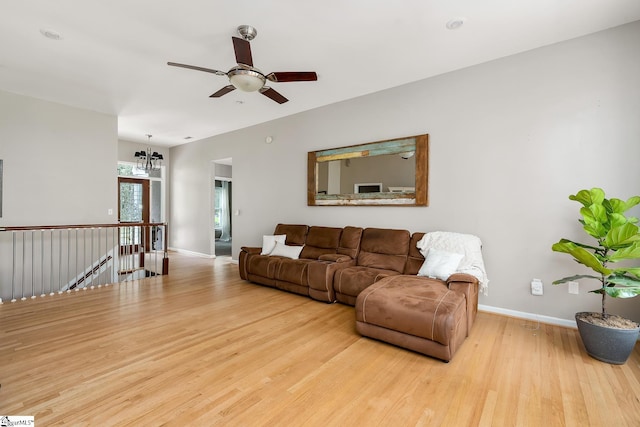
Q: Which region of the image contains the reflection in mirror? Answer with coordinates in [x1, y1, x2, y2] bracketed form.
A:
[308, 134, 428, 206]
[316, 154, 415, 195]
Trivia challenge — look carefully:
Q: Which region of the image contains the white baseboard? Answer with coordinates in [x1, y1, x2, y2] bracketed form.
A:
[478, 304, 577, 329]
[479, 305, 640, 341]
[168, 247, 215, 259]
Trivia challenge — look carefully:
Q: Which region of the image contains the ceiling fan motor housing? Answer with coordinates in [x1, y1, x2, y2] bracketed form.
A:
[237, 25, 257, 41]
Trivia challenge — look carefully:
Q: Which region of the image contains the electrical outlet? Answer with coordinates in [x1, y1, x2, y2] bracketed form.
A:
[568, 281, 579, 294]
[531, 279, 543, 296]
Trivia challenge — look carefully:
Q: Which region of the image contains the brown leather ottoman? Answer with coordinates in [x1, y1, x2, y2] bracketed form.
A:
[355, 275, 468, 362]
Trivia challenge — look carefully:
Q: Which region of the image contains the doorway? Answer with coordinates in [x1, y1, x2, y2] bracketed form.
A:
[118, 177, 149, 225]
[213, 158, 233, 258]
[214, 178, 232, 256]
[118, 177, 149, 272]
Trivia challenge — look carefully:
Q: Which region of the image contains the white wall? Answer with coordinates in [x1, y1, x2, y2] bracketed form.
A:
[0, 90, 118, 301]
[169, 22, 640, 322]
[214, 163, 232, 179]
[0, 90, 118, 225]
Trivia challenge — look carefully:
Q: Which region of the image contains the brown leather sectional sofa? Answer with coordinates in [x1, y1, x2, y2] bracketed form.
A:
[239, 224, 480, 361]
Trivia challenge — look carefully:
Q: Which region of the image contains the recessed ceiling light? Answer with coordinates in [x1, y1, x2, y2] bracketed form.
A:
[446, 18, 466, 30]
[40, 28, 63, 40]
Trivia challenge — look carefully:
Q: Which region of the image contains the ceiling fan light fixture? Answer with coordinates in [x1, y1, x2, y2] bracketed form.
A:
[228, 68, 266, 92]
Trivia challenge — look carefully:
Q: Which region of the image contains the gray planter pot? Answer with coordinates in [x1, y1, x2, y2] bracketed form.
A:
[575, 312, 640, 365]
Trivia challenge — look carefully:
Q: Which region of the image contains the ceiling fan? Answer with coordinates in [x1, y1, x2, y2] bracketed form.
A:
[168, 25, 318, 104]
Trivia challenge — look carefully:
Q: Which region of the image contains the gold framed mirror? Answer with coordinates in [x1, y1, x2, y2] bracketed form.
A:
[307, 134, 429, 206]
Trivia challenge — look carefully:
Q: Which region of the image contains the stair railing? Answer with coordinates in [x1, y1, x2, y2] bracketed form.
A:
[0, 223, 168, 303]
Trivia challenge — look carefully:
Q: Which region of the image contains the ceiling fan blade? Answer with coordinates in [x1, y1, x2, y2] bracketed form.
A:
[167, 62, 227, 76]
[266, 72, 318, 82]
[260, 87, 288, 104]
[210, 85, 236, 98]
[232, 37, 253, 67]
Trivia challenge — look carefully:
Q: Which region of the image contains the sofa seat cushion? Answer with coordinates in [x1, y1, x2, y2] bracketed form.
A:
[247, 255, 282, 279]
[276, 258, 315, 286]
[335, 266, 401, 298]
[356, 275, 466, 346]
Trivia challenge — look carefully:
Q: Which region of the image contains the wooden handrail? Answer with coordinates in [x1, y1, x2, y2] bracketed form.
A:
[1, 222, 169, 275]
[1, 222, 166, 231]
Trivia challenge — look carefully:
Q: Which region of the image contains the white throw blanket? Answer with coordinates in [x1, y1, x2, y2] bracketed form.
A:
[416, 231, 489, 295]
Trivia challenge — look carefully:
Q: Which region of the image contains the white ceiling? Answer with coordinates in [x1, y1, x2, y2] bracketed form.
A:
[1, 1, 639, 147]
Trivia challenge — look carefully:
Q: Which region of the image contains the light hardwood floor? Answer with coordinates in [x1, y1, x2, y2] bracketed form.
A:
[1, 252, 639, 426]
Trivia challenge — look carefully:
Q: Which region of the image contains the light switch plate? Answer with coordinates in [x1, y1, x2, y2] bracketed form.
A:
[568, 281, 579, 294]
[531, 279, 543, 296]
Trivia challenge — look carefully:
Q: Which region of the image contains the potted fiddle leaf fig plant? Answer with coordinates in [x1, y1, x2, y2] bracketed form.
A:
[552, 188, 640, 364]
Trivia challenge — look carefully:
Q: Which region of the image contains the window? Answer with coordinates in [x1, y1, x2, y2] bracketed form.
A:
[214, 185, 223, 229]
[214, 179, 231, 242]
[117, 163, 162, 179]
[117, 162, 165, 224]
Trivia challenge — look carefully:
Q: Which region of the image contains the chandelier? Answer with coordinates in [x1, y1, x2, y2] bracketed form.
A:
[134, 134, 164, 171]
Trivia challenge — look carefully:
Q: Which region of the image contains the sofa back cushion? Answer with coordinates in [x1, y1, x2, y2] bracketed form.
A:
[404, 232, 426, 275]
[274, 224, 308, 246]
[300, 226, 343, 259]
[337, 226, 364, 259]
[356, 228, 410, 273]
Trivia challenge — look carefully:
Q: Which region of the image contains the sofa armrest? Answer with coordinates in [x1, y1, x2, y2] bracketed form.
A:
[307, 259, 356, 302]
[239, 247, 261, 280]
[447, 273, 478, 284]
[241, 246, 261, 255]
[447, 274, 479, 335]
[318, 253, 352, 262]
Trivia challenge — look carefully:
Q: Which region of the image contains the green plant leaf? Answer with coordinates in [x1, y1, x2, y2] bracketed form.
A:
[552, 241, 611, 274]
[569, 190, 593, 207]
[608, 198, 625, 214]
[609, 196, 640, 214]
[552, 274, 600, 285]
[557, 238, 600, 251]
[609, 213, 628, 228]
[625, 196, 640, 211]
[580, 206, 606, 228]
[602, 283, 640, 298]
[604, 223, 640, 249]
[607, 274, 640, 285]
[581, 219, 607, 239]
[612, 267, 640, 278]
[590, 203, 608, 224]
[570, 188, 605, 207]
[607, 242, 640, 262]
